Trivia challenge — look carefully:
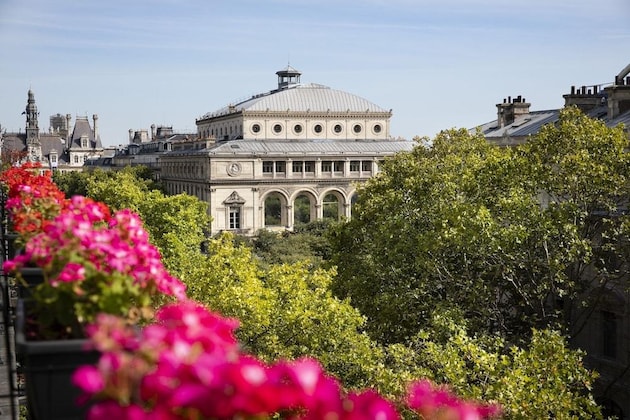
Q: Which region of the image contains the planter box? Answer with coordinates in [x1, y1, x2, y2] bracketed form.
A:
[17, 267, 45, 300]
[16, 300, 98, 420]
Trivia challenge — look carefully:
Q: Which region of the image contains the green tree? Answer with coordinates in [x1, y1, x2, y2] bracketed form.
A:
[53, 168, 97, 197]
[136, 190, 209, 278]
[55, 167, 210, 279]
[331, 110, 630, 345]
[186, 233, 384, 390]
[330, 129, 538, 342]
[54, 166, 161, 198]
[249, 221, 333, 268]
[401, 313, 601, 419]
[519, 107, 630, 338]
[183, 234, 601, 418]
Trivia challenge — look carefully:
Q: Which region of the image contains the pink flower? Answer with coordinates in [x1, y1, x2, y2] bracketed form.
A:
[87, 401, 148, 420]
[54, 262, 86, 284]
[76, 303, 502, 420]
[406, 380, 501, 419]
[72, 365, 104, 394]
[344, 390, 399, 420]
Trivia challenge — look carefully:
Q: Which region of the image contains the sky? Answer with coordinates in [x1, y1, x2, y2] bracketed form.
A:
[1, 0, 629, 147]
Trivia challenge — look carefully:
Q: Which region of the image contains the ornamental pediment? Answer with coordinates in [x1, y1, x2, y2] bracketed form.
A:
[223, 191, 246, 204]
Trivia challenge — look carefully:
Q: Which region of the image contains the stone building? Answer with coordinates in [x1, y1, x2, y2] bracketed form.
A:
[0, 90, 104, 171]
[109, 125, 197, 178]
[475, 63, 630, 146]
[160, 66, 413, 234]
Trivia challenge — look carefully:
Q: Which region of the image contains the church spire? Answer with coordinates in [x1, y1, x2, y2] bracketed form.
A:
[25, 89, 39, 142]
[24, 89, 42, 162]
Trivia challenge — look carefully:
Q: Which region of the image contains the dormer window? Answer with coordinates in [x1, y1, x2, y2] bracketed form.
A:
[81, 135, 89, 148]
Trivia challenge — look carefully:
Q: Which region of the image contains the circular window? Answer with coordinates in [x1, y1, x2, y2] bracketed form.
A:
[313, 124, 323, 134]
[252, 123, 261, 134]
[333, 124, 343, 134]
[294, 124, 303, 134]
[273, 124, 283, 134]
[373, 124, 382, 134]
[353, 124, 362, 134]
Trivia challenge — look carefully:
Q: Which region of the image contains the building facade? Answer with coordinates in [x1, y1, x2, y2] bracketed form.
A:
[160, 66, 412, 234]
[0, 90, 104, 171]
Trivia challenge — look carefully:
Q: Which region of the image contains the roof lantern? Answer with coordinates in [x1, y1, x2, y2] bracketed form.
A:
[276, 65, 301, 90]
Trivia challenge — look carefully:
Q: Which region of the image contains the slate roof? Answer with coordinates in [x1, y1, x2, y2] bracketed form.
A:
[68, 117, 103, 149]
[167, 139, 414, 157]
[1, 134, 27, 153]
[474, 106, 630, 140]
[1, 133, 68, 163]
[201, 83, 390, 120]
[40, 134, 67, 160]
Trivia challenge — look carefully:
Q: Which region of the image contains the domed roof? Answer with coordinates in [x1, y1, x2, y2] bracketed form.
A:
[241, 83, 388, 113]
[200, 76, 389, 120]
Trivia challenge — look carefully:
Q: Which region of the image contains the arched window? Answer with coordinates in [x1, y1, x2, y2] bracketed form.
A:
[350, 193, 358, 216]
[264, 194, 283, 226]
[294, 194, 311, 225]
[322, 193, 339, 221]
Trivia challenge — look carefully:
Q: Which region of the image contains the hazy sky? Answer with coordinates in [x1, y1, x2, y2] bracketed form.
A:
[1, 0, 629, 146]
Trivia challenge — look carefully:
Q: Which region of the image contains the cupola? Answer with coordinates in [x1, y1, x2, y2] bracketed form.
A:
[276, 65, 301, 90]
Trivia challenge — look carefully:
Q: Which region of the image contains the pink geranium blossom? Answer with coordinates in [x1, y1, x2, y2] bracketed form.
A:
[2, 168, 186, 338]
[74, 302, 500, 420]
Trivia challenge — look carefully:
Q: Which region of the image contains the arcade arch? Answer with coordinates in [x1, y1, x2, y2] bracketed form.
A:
[320, 189, 346, 221]
[262, 191, 289, 227]
[293, 192, 315, 225]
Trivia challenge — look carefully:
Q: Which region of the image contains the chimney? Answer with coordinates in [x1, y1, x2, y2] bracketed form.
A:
[151, 124, 156, 140]
[496, 95, 530, 128]
[604, 62, 630, 119]
[65, 114, 72, 148]
[92, 114, 99, 141]
[563, 84, 605, 112]
[129, 129, 134, 143]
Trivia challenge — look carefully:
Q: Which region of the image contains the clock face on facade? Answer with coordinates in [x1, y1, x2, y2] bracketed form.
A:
[227, 162, 242, 176]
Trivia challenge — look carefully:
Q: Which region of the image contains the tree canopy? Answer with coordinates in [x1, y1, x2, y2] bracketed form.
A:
[184, 233, 601, 418]
[51, 155, 607, 417]
[330, 107, 630, 344]
[54, 167, 210, 278]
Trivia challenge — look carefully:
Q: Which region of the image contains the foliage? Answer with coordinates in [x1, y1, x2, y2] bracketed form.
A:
[182, 234, 598, 418]
[1, 149, 28, 169]
[249, 223, 333, 268]
[331, 129, 536, 342]
[54, 167, 210, 279]
[405, 314, 601, 419]
[53, 169, 96, 197]
[53, 166, 161, 198]
[185, 233, 382, 391]
[518, 107, 630, 335]
[330, 110, 630, 344]
[136, 190, 209, 278]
